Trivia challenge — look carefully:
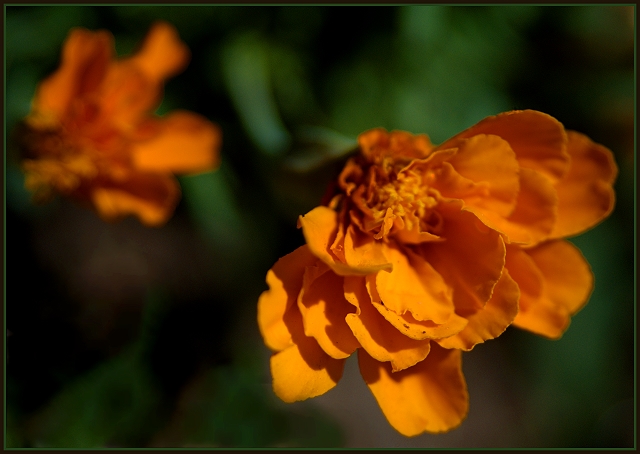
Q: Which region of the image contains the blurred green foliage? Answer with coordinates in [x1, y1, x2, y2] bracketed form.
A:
[5, 5, 634, 448]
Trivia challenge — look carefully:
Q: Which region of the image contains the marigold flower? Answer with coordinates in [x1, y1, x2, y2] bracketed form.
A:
[258, 110, 617, 436]
[17, 22, 221, 226]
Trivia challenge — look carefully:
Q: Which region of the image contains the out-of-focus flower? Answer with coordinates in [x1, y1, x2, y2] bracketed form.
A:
[18, 22, 221, 226]
[258, 110, 617, 436]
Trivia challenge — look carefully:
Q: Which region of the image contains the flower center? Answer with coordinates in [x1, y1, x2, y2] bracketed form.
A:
[365, 165, 441, 239]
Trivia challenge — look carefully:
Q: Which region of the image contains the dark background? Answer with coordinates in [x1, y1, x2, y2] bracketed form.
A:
[5, 5, 634, 448]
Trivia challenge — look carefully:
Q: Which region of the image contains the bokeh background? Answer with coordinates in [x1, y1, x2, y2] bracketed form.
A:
[5, 5, 634, 448]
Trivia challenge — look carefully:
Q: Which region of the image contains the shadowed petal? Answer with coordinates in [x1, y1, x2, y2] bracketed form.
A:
[258, 245, 318, 351]
[375, 243, 454, 323]
[436, 269, 520, 351]
[298, 263, 360, 359]
[366, 274, 468, 340]
[271, 309, 346, 403]
[440, 110, 570, 182]
[550, 131, 618, 239]
[468, 167, 557, 246]
[344, 276, 431, 372]
[434, 134, 520, 217]
[90, 172, 179, 226]
[299, 206, 392, 275]
[358, 344, 468, 436]
[509, 240, 593, 339]
[422, 201, 505, 314]
[31, 28, 113, 126]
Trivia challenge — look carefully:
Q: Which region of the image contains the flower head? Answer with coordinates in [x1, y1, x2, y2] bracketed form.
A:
[258, 110, 617, 436]
[18, 22, 221, 226]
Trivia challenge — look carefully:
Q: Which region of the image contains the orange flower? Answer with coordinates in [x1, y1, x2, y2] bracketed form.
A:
[18, 22, 221, 226]
[258, 110, 617, 436]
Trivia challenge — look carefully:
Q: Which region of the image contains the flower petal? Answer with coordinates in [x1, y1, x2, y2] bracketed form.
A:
[510, 240, 593, 339]
[435, 134, 520, 217]
[297, 263, 360, 359]
[422, 201, 505, 314]
[436, 269, 520, 351]
[90, 172, 179, 226]
[127, 21, 190, 84]
[258, 245, 318, 351]
[271, 320, 346, 402]
[358, 344, 468, 436]
[343, 223, 391, 270]
[31, 28, 113, 126]
[299, 206, 392, 275]
[375, 243, 454, 323]
[344, 276, 431, 372]
[440, 110, 570, 182]
[550, 131, 618, 239]
[132, 110, 221, 174]
[367, 275, 468, 340]
[358, 128, 433, 161]
[467, 167, 557, 246]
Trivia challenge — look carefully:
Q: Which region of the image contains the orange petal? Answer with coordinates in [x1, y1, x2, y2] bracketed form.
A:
[467, 167, 557, 246]
[90, 172, 179, 226]
[344, 276, 432, 372]
[510, 240, 593, 339]
[297, 263, 359, 359]
[550, 131, 618, 239]
[358, 344, 468, 436]
[343, 224, 391, 270]
[299, 206, 391, 276]
[436, 269, 520, 351]
[132, 110, 221, 174]
[439, 110, 570, 182]
[375, 243, 454, 323]
[421, 202, 505, 314]
[31, 28, 113, 125]
[435, 134, 520, 217]
[128, 21, 190, 84]
[358, 128, 434, 161]
[271, 319, 346, 402]
[258, 245, 318, 351]
[366, 275, 468, 340]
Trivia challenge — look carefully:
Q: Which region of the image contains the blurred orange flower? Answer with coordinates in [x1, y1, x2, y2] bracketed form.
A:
[18, 22, 221, 226]
[258, 110, 617, 436]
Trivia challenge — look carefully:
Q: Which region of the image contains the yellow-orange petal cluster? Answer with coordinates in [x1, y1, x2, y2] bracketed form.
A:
[258, 110, 617, 436]
[18, 22, 221, 226]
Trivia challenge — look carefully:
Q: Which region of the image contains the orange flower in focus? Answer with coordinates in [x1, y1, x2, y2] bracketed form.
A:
[258, 110, 617, 436]
[18, 22, 221, 226]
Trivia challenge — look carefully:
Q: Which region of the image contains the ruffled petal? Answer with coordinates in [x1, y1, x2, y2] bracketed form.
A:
[467, 167, 557, 246]
[509, 240, 593, 339]
[297, 263, 359, 359]
[550, 131, 618, 239]
[358, 128, 434, 161]
[344, 276, 431, 372]
[127, 21, 190, 84]
[132, 110, 221, 174]
[343, 223, 391, 270]
[366, 274, 468, 340]
[258, 245, 318, 351]
[375, 243, 454, 323]
[439, 110, 570, 182]
[434, 134, 520, 217]
[422, 201, 505, 314]
[271, 313, 346, 402]
[358, 344, 468, 436]
[89, 172, 179, 226]
[299, 206, 392, 276]
[30, 28, 113, 126]
[436, 269, 520, 351]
